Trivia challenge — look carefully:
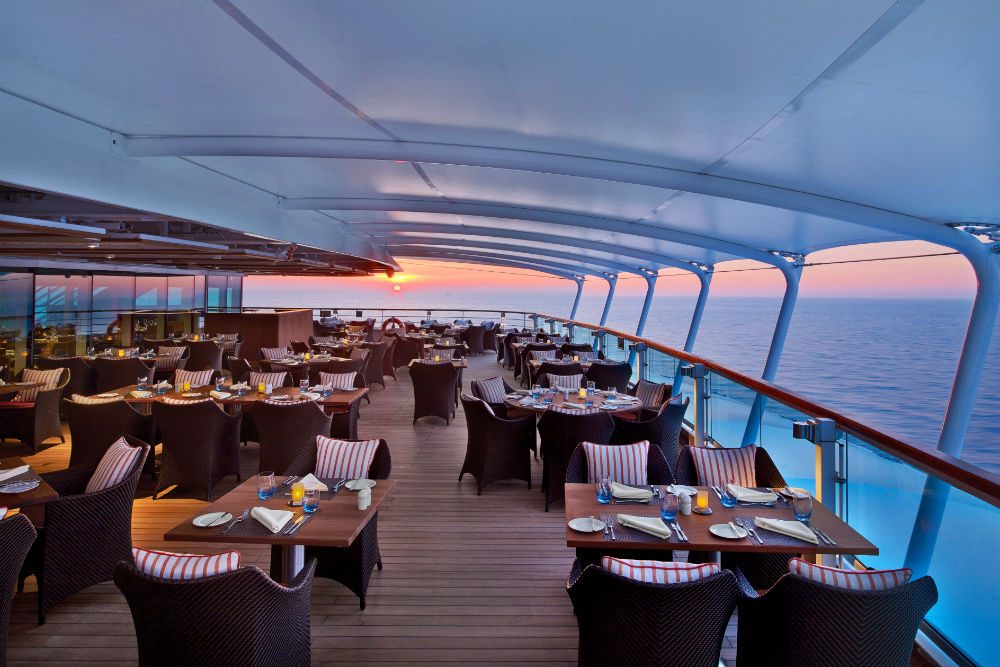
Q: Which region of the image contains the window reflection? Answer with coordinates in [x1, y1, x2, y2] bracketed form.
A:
[0, 272, 33, 378]
[34, 273, 92, 357]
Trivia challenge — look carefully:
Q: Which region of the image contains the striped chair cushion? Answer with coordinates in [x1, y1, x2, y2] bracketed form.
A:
[132, 547, 241, 580]
[547, 373, 583, 388]
[461, 393, 496, 417]
[582, 441, 650, 485]
[175, 369, 214, 388]
[789, 558, 911, 591]
[160, 397, 215, 406]
[261, 347, 289, 360]
[472, 377, 507, 404]
[249, 371, 288, 388]
[549, 405, 601, 416]
[319, 371, 357, 390]
[0, 507, 7, 520]
[602, 557, 720, 584]
[634, 380, 666, 408]
[85, 437, 142, 493]
[689, 444, 757, 487]
[158, 346, 186, 357]
[71, 393, 123, 404]
[576, 350, 598, 361]
[530, 349, 557, 361]
[349, 347, 370, 361]
[122, 347, 140, 357]
[314, 436, 380, 479]
[14, 368, 64, 402]
[432, 348, 455, 361]
[216, 333, 239, 341]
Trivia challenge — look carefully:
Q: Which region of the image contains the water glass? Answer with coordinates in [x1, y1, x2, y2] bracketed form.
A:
[660, 493, 679, 521]
[87, 346, 96, 356]
[136, 376, 148, 391]
[586, 381, 596, 392]
[792, 493, 813, 522]
[322, 385, 332, 398]
[303, 488, 321, 513]
[596, 477, 612, 504]
[300, 379, 309, 394]
[719, 481, 738, 508]
[257, 471, 276, 500]
[215, 378, 225, 392]
[156, 383, 167, 396]
[531, 384, 542, 399]
[606, 387, 616, 398]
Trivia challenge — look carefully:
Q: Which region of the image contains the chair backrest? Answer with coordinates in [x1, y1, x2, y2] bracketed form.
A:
[184, 340, 223, 372]
[289, 340, 310, 354]
[536, 361, 585, 388]
[36, 355, 96, 398]
[63, 398, 154, 469]
[585, 361, 633, 393]
[310, 357, 365, 388]
[537, 410, 615, 457]
[94, 357, 154, 393]
[675, 444, 787, 488]
[464, 325, 486, 353]
[360, 342, 387, 380]
[611, 397, 688, 470]
[226, 356, 253, 383]
[566, 441, 675, 485]
[252, 400, 333, 474]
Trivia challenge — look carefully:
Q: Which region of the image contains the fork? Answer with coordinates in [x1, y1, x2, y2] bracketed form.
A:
[278, 475, 298, 489]
[601, 514, 611, 542]
[735, 517, 764, 544]
[607, 514, 617, 541]
[671, 521, 688, 543]
[220, 508, 250, 535]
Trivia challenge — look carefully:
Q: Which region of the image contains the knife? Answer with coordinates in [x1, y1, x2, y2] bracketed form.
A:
[287, 514, 314, 535]
[282, 514, 306, 535]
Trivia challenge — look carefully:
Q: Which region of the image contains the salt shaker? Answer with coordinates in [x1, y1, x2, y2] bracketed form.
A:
[357, 487, 372, 511]
[679, 492, 692, 516]
[265, 382, 274, 395]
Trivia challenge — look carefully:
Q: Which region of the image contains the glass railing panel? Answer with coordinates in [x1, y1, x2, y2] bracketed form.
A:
[703, 372, 757, 450]
[602, 334, 629, 364]
[755, 397, 817, 493]
[648, 349, 693, 423]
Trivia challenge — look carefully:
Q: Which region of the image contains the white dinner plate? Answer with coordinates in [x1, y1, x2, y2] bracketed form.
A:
[96, 393, 120, 398]
[709, 523, 748, 539]
[345, 479, 376, 490]
[0, 480, 40, 494]
[181, 392, 202, 398]
[568, 517, 605, 533]
[192, 511, 232, 527]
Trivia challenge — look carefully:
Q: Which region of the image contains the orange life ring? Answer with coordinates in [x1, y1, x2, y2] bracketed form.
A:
[382, 317, 404, 333]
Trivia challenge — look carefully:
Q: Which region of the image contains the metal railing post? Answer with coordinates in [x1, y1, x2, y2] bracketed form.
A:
[673, 266, 713, 390]
[633, 343, 648, 382]
[628, 270, 658, 367]
[681, 363, 708, 446]
[792, 418, 840, 512]
[593, 330, 605, 355]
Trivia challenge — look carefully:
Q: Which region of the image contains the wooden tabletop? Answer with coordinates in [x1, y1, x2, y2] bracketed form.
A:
[527, 359, 597, 370]
[505, 390, 640, 415]
[164, 476, 395, 548]
[263, 355, 341, 367]
[0, 382, 42, 397]
[101, 384, 368, 409]
[564, 483, 877, 556]
[408, 358, 468, 369]
[0, 457, 58, 510]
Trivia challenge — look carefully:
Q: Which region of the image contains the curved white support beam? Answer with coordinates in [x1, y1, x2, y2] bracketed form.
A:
[600, 274, 617, 327]
[569, 278, 585, 321]
[673, 268, 714, 390]
[393, 247, 596, 280]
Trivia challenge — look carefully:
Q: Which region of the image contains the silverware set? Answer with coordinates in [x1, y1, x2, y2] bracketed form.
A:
[709, 485, 776, 507]
[669, 520, 688, 543]
[805, 521, 837, 545]
[601, 513, 617, 541]
[733, 517, 764, 544]
[220, 508, 250, 534]
[282, 512, 314, 535]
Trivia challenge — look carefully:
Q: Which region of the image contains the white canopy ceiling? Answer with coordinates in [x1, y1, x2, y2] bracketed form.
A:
[1, 0, 996, 278]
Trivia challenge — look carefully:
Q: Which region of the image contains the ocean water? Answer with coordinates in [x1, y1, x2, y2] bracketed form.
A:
[244, 288, 999, 474]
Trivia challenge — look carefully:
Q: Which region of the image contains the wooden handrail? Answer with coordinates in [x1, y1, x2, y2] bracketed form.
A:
[536, 312, 1000, 509]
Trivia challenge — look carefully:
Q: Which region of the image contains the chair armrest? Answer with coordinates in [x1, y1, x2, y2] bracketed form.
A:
[41, 464, 94, 496]
[731, 564, 764, 599]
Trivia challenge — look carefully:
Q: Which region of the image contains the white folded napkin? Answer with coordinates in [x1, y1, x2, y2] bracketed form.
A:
[251, 506, 293, 533]
[611, 482, 653, 501]
[0, 465, 30, 483]
[299, 473, 329, 492]
[617, 514, 671, 539]
[301, 392, 321, 400]
[560, 402, 585, 409]
[209, 391, 232, 399]
[130, 390, 153, 398]
[754, 517, 818, 544]
[727, 484, 778, 503]
[668, 484, 698, 497]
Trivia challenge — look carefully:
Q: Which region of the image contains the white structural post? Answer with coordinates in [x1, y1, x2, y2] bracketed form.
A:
[792, 418, 840, 512]
[673, 267, 713, 390]
[569, 276, 585, 320]
[681, 364, 709, 446]
[629, 270, 658, 367]
[741, 257, 803, 445]
[600, 273, 618, 326]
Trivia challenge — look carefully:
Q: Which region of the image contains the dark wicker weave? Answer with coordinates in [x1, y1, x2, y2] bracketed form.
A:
[470, 375, 516, 418]
[584, 361, 632, 393]
[537, 410, 614, 511]
[560, 342, 596, 357]
[610, 397, 689, 471]
[534, 361, 584, 388]
[1, 514, 36, 666]
[394, 337, 423, 369]
[94, 357, 154, 393]
[565, 442, 675, 485]
[734, 567, 937, 667]
[151, 401, 241, 500]
[294, 441, 391, 609]
[410, 362, 458, 424]
[36, 356, 96, 401]
[226, 356, 253, 383]
[114, 559, 316, 667]
[20, 437, 149, 624]
[63, 398, 155, 470]
[184, 340, 224, 373]
[153, 346, 190, 383]
[360, 342, 388, 389]
[330, 399, 361, 440]
[381, 335, 397, 381]
[0, 368, 69, 453]
[290, 340, 310, 354]
[464, 325, 486, 355]
[517, 343, 557, 385]
[459, 395, 533, 494]
[252, 400, 333, 474]
[138, 337, 177, 352]
[483, 325, 498, 354]
[567, 559, 739, 667]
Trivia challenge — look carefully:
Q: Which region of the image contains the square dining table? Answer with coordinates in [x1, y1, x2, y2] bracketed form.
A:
[164, 476, 395, 582]
[0, 456, 59, 510]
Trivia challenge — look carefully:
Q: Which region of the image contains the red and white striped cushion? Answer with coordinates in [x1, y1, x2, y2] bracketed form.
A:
[261, 347, 289, 360]
[550, 404, 601, 415]
[634, 380, 666, 409]
[249, 371, 287, 388]
[472, 377, 507, 404]
[174, 369, 214, 387]
[158, 346, 186, 357]
[789, 558, 911, 591]
[431, 348, 455, 361]
[132, 547, 241, 580]
[14, 368, 63, 402]
[582, 441, 650, 485]
[71, 393, 123, 404]
[530, 349, 557, 361]
[689, 445, 757, 487]
[315, 436, 380, 479]
[547, 373, 583, 388]
[85, 437, 142, 493]
[602, 557, 720, 584]
[319, 371, 357, 390]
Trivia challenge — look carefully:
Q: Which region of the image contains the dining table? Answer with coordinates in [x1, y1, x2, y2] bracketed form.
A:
[0, 382, 42, 398]
[505, 389, 641, 415]
[164, 475, 395, 582]
[0, 456, 59, 510]
[98, 383, 368, 415]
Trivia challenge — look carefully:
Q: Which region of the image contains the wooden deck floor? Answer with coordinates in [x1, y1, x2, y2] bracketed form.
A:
[5, 353, 736, 666]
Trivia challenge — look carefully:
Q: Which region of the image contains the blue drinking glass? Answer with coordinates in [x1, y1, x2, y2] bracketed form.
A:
[719, 481, 738, 508]
[215, 378, 225, 392]
[792, 493, 813, 522]
[660, 493, 679, 521]
[303, 488, 321, 513]
[257, 471, 275, 500]
[596, 477, 612, 504]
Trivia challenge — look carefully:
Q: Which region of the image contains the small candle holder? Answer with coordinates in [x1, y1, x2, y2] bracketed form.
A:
[117, 349, 125, 358]
[693, 489, 713, 515]
[573, 355, 579, 363]
[578, 387, 587, 400]
[289, 482, 305, 507]
[258, 382, 266, 395]
[182, 381, 191, 392]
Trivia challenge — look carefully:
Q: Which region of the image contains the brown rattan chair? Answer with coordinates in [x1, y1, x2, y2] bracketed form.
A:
[289, 340, 310, 354]
[1, 514, 36, 666]
[19, 436, 150, 624]
[0, 368, 69, 453]
[35, 356, 96, 401]
[114, 559, 316, 667]
[138, 337, 179, 353]
[585, 361, 632, 393]
[94, 357, 154, 393]
[184, 340, 224, 373]
[568, 558, 739, 667]
[381, 335, 397, 382]
[360, 341, 388, 389]
[151, 400, 242, 500]
[470, 376, 517, 418]
[410, 361, 458, 424]
[459, 395, 534, 494]
[734, 566, 937, 667]
[63, 398, 155, 471]
[610, 397, 689, 471]
[518, 343, 557, 385]
[534, 361, 584, 388]
[565, 441, 675, 485]
[286, 440, 391, 609]
[394, 337, 423, 369]
[483, 324, 498, 354]
[226, 356, 254, 383]
[464, 325, 486, 355]
[537, 409, 614, 511]
[560, 342, 597, 357]
[252, 400, 333, 474]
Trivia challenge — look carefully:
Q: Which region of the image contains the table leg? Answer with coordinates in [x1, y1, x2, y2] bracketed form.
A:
[281, 544, 305, 583]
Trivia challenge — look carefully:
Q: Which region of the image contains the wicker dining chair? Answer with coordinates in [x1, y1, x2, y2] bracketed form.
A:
[394, 337, 423, 369]
[115, 559, 316, 667]
[560, 342, 597, 357]
[567, 559, 739, 667]
[252, 400, 333, 474]
[63, 397, 155, 471]
[410, 361, 458, 424]
[464, 325, 486, 355]
[381, 335, 397, 382]
[289, 340, 310, 354]
[534, 361, 584, 388]
[734, 565, 937, 667]
[459, 395, 534, 494]
[225, 356, 254, 383]
[185, 340, 224, 373]
[286, 440, 391, 609]
[483, 324, 498, 354]
[35, 355, 96, 402]
[610, 397, 689, 471]
[1, 514, 36, 666]
[470, 376, 517, 418]
[537, 409, 614, 511]
[93, 357, 154, 393]
[518, 343, 557, 386]
[360, 342, 388, 389]
[309, 357, 367, 394]
[0, 368, 69, 453]
[19, 437, 149, 625]
[151, 345, 189, 383]
[151, 400, 242, 500]
[585, 361, 632, 393]
[565, 441, 675, 485]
